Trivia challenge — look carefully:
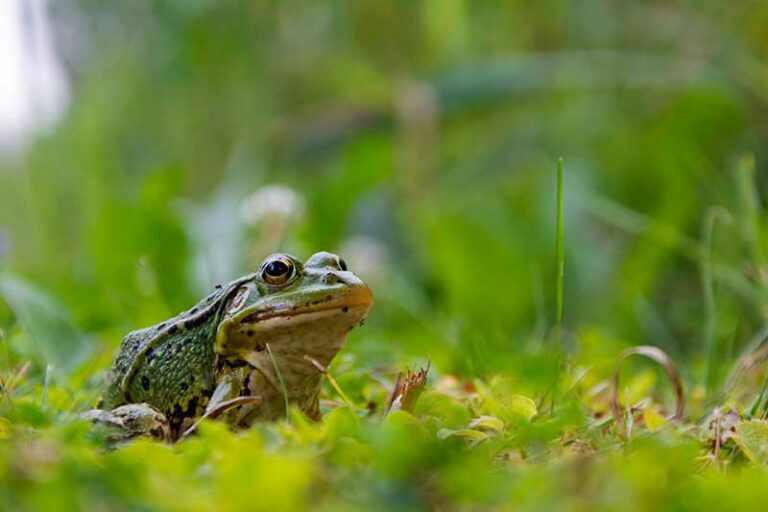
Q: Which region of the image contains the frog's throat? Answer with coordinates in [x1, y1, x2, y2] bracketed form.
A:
[240, 351, 282, 395]
[215, 302, 370, 361]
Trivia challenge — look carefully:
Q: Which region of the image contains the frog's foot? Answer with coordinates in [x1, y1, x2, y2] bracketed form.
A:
[82, 403, 172, 443]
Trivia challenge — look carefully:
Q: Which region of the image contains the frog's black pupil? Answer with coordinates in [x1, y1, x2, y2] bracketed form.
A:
[266, 260, 290, 277]
[338, 258, 347, 271]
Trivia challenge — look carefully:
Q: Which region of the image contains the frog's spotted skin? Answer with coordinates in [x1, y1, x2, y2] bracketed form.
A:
[101, 277, 251, 431]
[92, 252, 372, 441]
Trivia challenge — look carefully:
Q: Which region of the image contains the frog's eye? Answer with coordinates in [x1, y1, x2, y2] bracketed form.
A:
[261, 256, 295, 285]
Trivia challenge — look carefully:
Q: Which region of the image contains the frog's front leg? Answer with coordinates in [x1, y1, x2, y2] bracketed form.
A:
[207, 364, 250, 411]
[175, 365, 263, 441]
[197, 364, 262, 428]
[82, 403, 171, 444]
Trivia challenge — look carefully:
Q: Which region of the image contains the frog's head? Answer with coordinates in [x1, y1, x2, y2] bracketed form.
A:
[215, 252, 373, 366]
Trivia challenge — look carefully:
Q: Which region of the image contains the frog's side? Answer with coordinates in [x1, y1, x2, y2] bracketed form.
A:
[90, 251, 372, 442]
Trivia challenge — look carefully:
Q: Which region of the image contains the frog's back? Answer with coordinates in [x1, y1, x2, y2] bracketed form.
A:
[102, 325, 156, 408]
[101, 286, 236, 420]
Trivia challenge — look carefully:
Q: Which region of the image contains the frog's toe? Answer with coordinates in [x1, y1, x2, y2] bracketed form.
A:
[83, 403, 171, 443]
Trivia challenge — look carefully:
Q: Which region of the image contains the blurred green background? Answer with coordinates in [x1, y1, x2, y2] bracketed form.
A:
[3, 0, 768, 379]
[4, 1, 768, 510]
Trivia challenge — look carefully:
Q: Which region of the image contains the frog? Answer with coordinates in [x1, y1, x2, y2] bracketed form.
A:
[86, 251, 373, 442]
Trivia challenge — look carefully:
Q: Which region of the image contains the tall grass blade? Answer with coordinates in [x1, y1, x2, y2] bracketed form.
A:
[551, 157, 565, 414]
[725, 324, 768, 394]
[736, 154, 766, 285]
[266, 343, 291, 419]
[747, 372, 768, 418]
[701, 207, 731, 396]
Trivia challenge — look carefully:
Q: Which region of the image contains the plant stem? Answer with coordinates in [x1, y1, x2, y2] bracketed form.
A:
[552, 157, 565, 414]
[736, 155, 765, 284]
[702, 207, 731, 397]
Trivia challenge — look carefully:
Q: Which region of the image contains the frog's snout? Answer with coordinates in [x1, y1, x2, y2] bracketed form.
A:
[320, 270, 373, 310]
[321, 272, 338, 285]
[322, 271, 365, 288]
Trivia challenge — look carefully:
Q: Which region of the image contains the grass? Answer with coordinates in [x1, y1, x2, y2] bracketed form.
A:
[266, 342, 290, 418]
[4, 158, 768, 510]
[701, 206, 731, 396]
[3, 2, 768, 509]
[551, 157, 565, 415]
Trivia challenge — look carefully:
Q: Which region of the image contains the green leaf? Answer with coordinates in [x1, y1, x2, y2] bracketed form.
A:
[437, 428, 489, 443]
[733, 420, 768, 465]
[468, 415, 505, 432]
[481, 393, 538, 424]
[643, 408, 667, 433]
[507, 395, 538, 421]
[475, 375, 538, 424]
[413, 391, 472, 429]
[0, 273, 92, 376]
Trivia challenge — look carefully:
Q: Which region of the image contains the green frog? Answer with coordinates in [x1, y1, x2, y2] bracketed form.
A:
[86, 251, 372, 442]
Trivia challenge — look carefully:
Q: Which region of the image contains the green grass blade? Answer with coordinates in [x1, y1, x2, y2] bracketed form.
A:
[266, 343, 291, 419]
[551, 157, 565, 414]
[555, 157, 565, 346]
[736, 154, 765, 284]
[701, 207, 731, 397]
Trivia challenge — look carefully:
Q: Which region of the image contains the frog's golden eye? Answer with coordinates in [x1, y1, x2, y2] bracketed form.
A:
[261, 257, 295, 285]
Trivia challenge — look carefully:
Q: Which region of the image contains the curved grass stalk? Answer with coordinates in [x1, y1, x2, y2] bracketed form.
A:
[610, 345, 685, 441]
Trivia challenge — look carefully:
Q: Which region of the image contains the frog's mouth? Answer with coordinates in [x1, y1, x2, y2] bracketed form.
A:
[236, 284, 373, 325]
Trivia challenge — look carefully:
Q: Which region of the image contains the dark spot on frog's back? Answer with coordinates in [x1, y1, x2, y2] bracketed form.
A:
[146, 348, 155, 362]
[185, 310, 212, 328]
[141, 376, 150, 391]
[168, 324, 179, 335]
[342, 307, 349, 313]
[246, 329, 254, 337]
